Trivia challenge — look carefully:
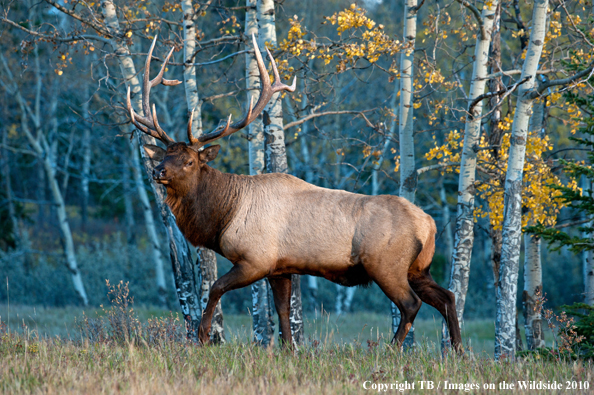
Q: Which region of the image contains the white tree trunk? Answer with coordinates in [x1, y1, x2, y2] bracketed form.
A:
[523, 234, 544, 349]
[129, 140, 168, 307]
[335, 285, 356, 315]
[44, 147, 89, 306]
[523, 96, 546, 349]
[181, 0, 225, 343]
[0, 49, 89, 306]
[495, 0, 549, 360]
[246, 0, 275, 346]
[257, 0, 304, 344]
[445, 0, 500, 347]
[394, 0, 418, 350]
[100, 0, 202, 339]
[45, 153, 89, 305]
[372, 80, 399, 197]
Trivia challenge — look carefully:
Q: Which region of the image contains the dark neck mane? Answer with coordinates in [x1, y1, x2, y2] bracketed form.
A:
[165, 166, 244, 253]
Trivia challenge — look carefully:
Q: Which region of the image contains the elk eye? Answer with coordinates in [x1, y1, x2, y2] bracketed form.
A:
[185, 160, 193, 167]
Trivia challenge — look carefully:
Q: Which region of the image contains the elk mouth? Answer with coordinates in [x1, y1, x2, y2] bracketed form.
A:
[153, 176, 172, 185]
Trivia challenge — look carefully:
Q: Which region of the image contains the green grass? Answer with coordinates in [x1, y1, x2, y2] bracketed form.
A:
[1, 304, 591, 394]
[0, 304, 549, 355]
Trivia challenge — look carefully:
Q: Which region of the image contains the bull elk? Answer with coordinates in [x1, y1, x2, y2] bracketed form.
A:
[127, 34, 462, 351]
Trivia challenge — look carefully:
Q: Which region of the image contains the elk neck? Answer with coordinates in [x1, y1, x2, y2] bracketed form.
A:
[164, 165, 244, 253]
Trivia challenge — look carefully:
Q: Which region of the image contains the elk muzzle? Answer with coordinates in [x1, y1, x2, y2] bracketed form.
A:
[152, 165, 169, 184]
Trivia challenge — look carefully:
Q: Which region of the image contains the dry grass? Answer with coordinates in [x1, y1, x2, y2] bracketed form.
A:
[1, 303, 593, 394]
[1, 328, 593, 394]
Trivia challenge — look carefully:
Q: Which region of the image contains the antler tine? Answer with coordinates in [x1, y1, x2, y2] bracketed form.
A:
[125, 37, 180, 146]
[237, 95, 254, 129]
[191, 33, 296, 148]
[197, 97, 257, 145]
[151, 104, 176, 145]
[252, 33, 271, 90]
[127, 86, 163, 141]
[187, 109, 199, 145]
[127, 86, 158, 129]
[265, 47, 297, 93]
[151, 47, 183, 88]
[141, 36, 158, 118]
[196, 115, 233, 146]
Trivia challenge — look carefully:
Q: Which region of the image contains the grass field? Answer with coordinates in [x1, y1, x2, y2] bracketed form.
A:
[0, 303, 546, 354]
[1, 304, 593, 394]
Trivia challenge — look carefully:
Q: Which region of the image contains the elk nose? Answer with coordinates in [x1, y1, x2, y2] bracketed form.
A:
[153, 167, 167, 179]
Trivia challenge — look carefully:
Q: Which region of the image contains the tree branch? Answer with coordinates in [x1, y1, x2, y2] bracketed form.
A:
[0, 16, 111, 44]
[482, 69, 555, 80]
[555, 218, 592, 229]
[183, 49, 250, 66]
[283, 110, 376, 130]
[416, 162, 459, 175]
[454, 0, 486, 40]
[42, 0, 112, 37]
[529, 63, 594, 99]
[468, 76, 531, 119]
[559, 1, 594, 49]
[410, 0, 426, 13]
[0, 143, 37, 157]
[189, 35, 242, 60]
[545, 147, 592, 160]
[117, 49, 249, 67]
[201, 90, 240, 103]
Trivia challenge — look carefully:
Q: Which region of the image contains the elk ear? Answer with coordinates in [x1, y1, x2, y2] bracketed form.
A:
[199, 145, 220, 163]
[143, 144, 166, 162]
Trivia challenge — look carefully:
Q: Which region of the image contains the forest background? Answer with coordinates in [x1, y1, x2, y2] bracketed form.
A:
[0, 0, 593, 361]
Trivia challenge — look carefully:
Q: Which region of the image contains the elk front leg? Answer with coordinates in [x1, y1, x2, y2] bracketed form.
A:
[268, 275, 293, 348]
[199, 262, 267, 344]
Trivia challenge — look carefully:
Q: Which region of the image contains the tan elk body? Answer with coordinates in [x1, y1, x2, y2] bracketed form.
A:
[128, 35, 462, 351]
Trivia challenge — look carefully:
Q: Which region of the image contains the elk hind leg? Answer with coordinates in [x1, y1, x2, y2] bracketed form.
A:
[268, 275, 293, 348]
[408, 272, 462, 352]
[373, 276, 422, 348]
[199, 262, 267, 345]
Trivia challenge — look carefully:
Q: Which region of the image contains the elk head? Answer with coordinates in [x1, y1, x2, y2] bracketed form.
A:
[127, 34, 296, 189]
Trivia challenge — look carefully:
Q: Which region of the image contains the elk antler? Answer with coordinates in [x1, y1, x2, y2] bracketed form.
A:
[187, 33, 296, 149]
[126, 36, 182, 146]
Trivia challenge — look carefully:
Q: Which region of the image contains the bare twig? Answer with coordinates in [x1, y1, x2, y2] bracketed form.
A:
[559, 1, 594, 49]
[283, 110, 376, 131]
